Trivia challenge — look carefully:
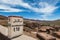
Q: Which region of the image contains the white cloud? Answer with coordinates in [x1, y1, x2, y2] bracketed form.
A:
[36, 2, 58, 20]
[1, 0, 31, 8]
[29, 2, 58, 20]
[0, 0, 59, 20]
[0, 5, 23, 12]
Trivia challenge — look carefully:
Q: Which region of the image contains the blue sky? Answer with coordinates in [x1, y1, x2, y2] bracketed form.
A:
[0, 0, 60, 20]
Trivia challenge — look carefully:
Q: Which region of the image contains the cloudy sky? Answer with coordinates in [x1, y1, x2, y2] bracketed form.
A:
[0, 0, 60, 20]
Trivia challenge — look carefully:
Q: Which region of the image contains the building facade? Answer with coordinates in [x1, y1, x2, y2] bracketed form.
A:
[8, 16, 23, 38]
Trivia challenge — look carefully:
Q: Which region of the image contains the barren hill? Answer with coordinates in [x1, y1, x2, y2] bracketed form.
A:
[0, 15, 60, 27]
[0, 15, 8, 26]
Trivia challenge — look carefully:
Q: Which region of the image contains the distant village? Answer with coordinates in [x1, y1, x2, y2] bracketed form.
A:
[0, 15, 60, 40]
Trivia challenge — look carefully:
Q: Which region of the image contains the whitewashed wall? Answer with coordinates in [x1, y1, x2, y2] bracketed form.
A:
[8, 17, 23, 38]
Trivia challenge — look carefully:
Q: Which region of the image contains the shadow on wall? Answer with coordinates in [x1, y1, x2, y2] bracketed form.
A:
[0, 33, 11, 40]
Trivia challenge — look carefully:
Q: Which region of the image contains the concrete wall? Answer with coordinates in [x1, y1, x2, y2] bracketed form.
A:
[8, 16, 23, 38]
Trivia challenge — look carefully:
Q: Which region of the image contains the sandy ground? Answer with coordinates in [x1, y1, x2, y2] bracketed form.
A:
[12, 35, 37, 40]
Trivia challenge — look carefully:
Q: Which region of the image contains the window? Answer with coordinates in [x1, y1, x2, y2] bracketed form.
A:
[14, 27, 16, 32]
[16, 27, 20, 31]
[13, 27, 20, 32]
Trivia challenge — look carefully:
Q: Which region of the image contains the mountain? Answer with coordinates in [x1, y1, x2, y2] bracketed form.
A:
[0, 15, 8, 26]
[0, 15, 8, 20]
[0, 15, 60, 27]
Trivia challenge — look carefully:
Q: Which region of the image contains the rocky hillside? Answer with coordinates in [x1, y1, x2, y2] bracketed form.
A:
[0, 15, 8, 26]
[0, 15, 8, 20]
[0, 15, 60, 27]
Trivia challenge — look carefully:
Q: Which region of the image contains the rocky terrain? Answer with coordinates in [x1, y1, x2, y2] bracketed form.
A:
[0, 15, 60, 40]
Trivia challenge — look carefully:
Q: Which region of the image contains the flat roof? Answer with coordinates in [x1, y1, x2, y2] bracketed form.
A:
[8, 16, 23, 18]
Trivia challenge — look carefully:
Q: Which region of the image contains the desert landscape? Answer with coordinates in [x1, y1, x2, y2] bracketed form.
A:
[0, 0, 60, 40]
[0, 15, 60, 40]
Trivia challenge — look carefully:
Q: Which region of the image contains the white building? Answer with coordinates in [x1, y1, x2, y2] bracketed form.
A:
[8, 16, 23, 38]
